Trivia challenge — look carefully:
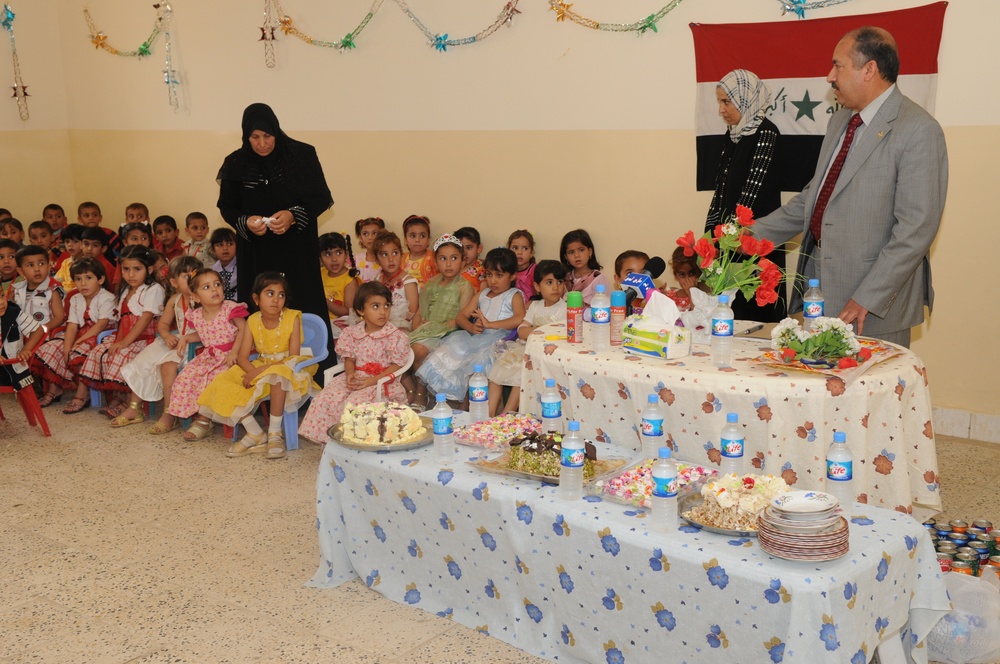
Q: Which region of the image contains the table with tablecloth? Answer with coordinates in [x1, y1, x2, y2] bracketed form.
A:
[520, 323, 941, 515]
[308, 438, 950, 664]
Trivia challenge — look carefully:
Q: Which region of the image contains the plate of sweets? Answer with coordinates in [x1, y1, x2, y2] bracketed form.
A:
[454, 413, 542, 451]
[680, 473, 791, 537]
[470, 430, 630, 484]
[329, 402, 432, 451]
[592, 459, 717, 509]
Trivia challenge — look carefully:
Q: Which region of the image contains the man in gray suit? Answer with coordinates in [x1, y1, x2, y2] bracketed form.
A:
[756, 26, 948, 347]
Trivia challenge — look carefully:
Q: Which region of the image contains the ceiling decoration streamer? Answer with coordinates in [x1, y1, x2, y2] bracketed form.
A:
[2, 4, 28, 120]
[776, 0, 855, 18]
[83, 2, 179, 109]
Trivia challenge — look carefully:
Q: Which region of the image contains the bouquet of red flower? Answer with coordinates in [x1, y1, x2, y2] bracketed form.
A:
[676, 205, 783, 306]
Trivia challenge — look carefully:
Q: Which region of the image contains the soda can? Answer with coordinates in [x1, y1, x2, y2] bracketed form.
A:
[976, 533, 995, 554]
[951, 560, 974, 575]
[923, 517, 937, 526]
[936, 552, 952, 572]
[989, 555, 1000, 568]
[967, 527, 985, 539]
[936, 542, 958, 555]
[969, 541, 992, 564]
[974, 519, 993, 534]
[923, 522, 938, 533]
[956, 552, 979, 576]
[950, 520, 969, 534]
[936, 524, 953, 538]
[948, 532, 970, 547]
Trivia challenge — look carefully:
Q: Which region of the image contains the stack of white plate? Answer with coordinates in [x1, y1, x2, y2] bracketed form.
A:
[758, 490, 849, 562]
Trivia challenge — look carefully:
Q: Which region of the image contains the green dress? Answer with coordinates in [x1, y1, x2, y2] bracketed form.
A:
[409, 275, 474, 350]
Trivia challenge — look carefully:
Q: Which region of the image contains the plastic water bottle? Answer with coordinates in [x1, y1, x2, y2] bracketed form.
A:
[558, 421, 585, 500]
[803, 279, 825, 332]
[719, 412, 744, 476]
[591, 285, 611, 352]
[640, 394, 666, 459]
[711, 294, 734, 368]
[826, 431, 854, 508]
[610, 290, 627, 347]
[431, 394, 454, 461]
[650, 446, 679, 532]
[541, 378, 563, 434]
[468, 365, 489, 424]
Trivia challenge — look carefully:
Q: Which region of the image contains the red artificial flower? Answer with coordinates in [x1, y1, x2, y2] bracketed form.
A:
[755, 284, 778, 306]
[781, 347, 796, 362]
[739, 234, 760, 256]
[757, 238, 775, 257]
[713, 224, 726, 240]
[858, 347, 872, 362]
[758, 258, 781, 289]
[742, 476, 756, 489]
[693, 238, 717, 269]
[677, 230, 696, 257]
[838, 357, 859, 369]
[735, 204, 755, 227]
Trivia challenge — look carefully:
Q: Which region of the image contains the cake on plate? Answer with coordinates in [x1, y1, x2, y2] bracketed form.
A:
[455, 413, 541, 450]
[507, 431, 597, 479]
[598, 460, 716, 509]
[339, 402, 426, 445]
[683, 473, 790, 532]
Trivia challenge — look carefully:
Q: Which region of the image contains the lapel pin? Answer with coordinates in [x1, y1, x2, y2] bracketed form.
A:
[877, 131, 884, 138]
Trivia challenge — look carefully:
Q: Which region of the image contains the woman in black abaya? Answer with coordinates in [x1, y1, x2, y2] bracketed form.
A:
[217, 103, 336, 372]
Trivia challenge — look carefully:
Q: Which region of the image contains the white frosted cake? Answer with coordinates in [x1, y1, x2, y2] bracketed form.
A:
[683, 474, 790, 531]
[340, 402, 426, 445]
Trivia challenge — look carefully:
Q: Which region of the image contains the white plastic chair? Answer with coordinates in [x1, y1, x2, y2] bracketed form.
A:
[323, 347, 414, 402]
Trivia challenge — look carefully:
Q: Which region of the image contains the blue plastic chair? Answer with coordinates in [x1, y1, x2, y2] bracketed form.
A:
[230, 312, 329, 452]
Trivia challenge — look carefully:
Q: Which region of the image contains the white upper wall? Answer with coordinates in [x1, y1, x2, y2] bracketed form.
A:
[2, 0, 996, 132]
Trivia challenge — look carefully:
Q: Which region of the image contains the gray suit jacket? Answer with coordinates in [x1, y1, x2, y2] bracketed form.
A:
[755, 87, 948, 338]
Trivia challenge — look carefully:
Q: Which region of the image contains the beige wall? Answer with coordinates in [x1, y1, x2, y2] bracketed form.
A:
[1, 0, 997, 416]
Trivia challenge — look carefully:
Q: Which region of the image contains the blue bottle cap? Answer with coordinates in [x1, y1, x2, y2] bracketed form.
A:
[474, 364, 483, 373]
[833, 431, 846, 443]
[595, 284, 606, 293]
[726, 412, 738, 423]
[611, 290, 626, 306]
[718, 294, 729, 304]
[647, 394, 658, 403]
[436, 393, 447, 403]
[568, 421, 580, 431]
[808, 278, 820, 288]
[658, 447, 672, 459]
[545, 378, 556, 388]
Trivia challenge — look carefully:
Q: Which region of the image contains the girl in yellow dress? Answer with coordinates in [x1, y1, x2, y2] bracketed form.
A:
[197, 272, 318, 459]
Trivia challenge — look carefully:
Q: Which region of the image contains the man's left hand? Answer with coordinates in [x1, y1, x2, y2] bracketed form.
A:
[839, 299, 869, 335]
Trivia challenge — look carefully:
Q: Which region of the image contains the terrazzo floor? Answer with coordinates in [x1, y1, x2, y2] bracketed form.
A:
[1, 397, 997, 663]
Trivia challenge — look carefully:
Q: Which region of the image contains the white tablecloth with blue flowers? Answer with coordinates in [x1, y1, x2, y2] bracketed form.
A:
[308, 441, 950, 664]
[520, 323, 941, 516]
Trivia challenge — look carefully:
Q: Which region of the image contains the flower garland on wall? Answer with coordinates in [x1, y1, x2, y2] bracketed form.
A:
[547, 0, 684, 34]
[83, 2, 179, 109]
[2, 3, 28, 120]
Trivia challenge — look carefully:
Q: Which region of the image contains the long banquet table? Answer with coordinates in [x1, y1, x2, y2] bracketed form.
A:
[521, 323, 941, 515]
[308, 438, 950, 664]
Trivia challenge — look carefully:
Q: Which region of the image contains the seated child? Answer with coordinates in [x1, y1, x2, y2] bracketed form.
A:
[153, 215, 185, 261]
[120, 222, 152, 248]
[0, 217, 24, 246]
[662, 246, 704, 312]
[209, 227, 238, 301]
[118, 256, 204, 432]
[76, 201, 119, 263]
[197, 272, 318, 460]
[318, 232, 360, 329]
[31, 258, 115, 410]
[81, 227, 117, 290]
[0, 239, 20, 296]
[353, 217, 384, 283]
[561, 228, 609, 309]
[402, 234, 475, 408]
[455, 226, 484, 291]
[0, 288, 46, 394]
[401, 214, 437, 287]
[55, 224, 85, 292]
[72, 245, 164, 420]
[374, 230, 418, 330]
[12, 247, 65, 370]
[488, 260, 567, 415]
[42, 204, 68, 251]
[299, 281, 410, 444]
[183, 212, 213, 266]
[416, 247, 525, 401]
[27, 221, 63, 269]
[508, 230, 537, 301]
[614, 250, 650, 314]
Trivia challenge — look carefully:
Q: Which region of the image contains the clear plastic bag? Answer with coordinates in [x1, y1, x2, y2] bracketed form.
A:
[927, 572, 1000, 664]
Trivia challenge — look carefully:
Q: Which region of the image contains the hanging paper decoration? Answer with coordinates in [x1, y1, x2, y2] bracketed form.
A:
[2, 3, 28, 120]
[272, 0, 384, 51]
[546, 0, 683, 33]
[261, 0, 277, 67]
[84, 2, 179, 109]
[777, 0, 855, 19]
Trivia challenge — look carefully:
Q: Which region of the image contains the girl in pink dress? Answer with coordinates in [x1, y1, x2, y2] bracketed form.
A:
[299, 281, 410, 444]
[508, 229, 537, 301]
[168, 268, 248, 441]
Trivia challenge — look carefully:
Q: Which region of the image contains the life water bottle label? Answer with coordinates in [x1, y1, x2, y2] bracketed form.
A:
[641, 418, 664, 437]
[805, 301, 824, 318]
[542, 400, 561, 419]
[432, 417, 453, 436]
[712, 317, 734, 337]
[592, 307, 611, 324]
[720, 437, 744, 458]
[469, 385, 488, 403]
[652, 475, 678, 498]
[561, 447, 585, 468]
[827, 460, 853, 482]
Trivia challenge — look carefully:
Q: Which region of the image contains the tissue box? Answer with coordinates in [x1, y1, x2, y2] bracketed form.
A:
[621, 315, 692, 359]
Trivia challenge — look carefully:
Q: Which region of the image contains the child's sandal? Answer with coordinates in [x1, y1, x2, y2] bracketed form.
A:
[38, 392, 61, 408]
[110, 401, 145, 428]
[265, 432, 286, 460]
[182, 418, 215, 441]
[62, 397, 90, 415]
[227, 432, 266, 458]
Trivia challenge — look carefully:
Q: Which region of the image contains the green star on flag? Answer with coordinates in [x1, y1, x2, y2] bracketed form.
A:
[791, 90, 822, 121]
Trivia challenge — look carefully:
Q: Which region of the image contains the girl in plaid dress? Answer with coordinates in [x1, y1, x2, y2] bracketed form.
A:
[72, 246, 165, 421]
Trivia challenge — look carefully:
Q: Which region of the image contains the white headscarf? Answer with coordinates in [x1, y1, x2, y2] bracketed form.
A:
[718, 69, 772, 143]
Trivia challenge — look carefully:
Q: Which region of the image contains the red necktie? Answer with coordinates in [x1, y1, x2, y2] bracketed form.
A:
[810, 114, 864, 244]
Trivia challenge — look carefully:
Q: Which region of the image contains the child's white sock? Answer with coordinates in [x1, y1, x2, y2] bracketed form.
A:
[269, 413, 283, 434]
[241, 416, 262, 436]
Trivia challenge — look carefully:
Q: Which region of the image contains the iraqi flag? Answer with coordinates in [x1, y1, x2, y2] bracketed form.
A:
[691, 2, 947, 192]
